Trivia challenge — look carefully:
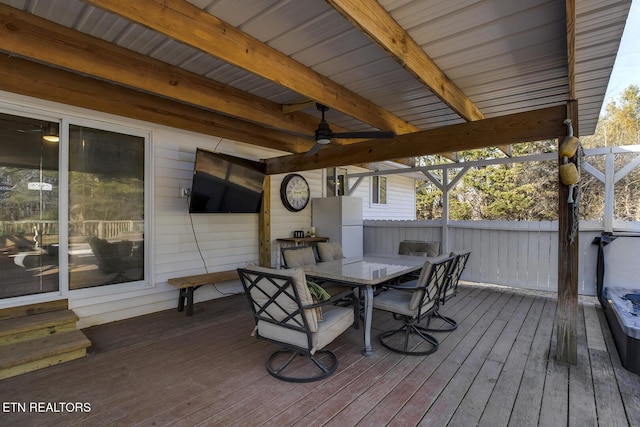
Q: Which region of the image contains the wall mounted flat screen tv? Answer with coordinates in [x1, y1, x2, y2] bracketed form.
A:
[188, 149, 266, 214]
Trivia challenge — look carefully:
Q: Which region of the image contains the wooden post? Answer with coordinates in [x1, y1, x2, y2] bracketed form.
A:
[556, 100, 579, 364]
[441, 170, 449, 254]
[259, 175, 271, 267]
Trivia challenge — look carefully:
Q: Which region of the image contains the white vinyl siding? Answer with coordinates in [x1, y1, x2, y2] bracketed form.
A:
[0, 90, 417, 326]
[343, 167, 415, 221]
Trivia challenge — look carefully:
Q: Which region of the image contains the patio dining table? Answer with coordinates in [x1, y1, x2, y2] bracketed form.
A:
[304, 254, 427, 355]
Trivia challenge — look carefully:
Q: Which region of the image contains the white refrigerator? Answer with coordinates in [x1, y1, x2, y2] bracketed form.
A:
[312, 196, 363, 258]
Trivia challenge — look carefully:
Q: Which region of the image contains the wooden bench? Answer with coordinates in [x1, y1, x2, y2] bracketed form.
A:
[168, 270, 239, 316]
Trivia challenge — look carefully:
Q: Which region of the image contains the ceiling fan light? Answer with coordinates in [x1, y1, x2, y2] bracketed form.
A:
[43, 123, 59, 143]
[317, 137, 331, 145]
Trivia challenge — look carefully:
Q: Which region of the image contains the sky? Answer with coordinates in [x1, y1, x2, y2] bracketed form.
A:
[601, 0, 640, 109]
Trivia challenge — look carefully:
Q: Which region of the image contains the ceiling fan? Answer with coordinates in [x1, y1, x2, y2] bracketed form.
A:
[305, 103, 395, 157]
[0, 119, 59, 142]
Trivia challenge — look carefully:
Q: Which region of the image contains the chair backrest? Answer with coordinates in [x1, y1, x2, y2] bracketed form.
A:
[238, 265, 318, 350]
[88, 236, 132, 274]
[447, 250, 471, 291]
[281, 246, 317, 268]
[316, 242, 343, 262]
[409, 256, 454, 315]
[398, 240, 440, 257]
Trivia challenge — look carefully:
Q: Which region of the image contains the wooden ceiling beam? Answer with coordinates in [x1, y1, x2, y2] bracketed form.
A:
[326, 0, 484, 122]
[325, 0, 514, 159]
[281, 100, 316, 114]
[0, 4, 320, 137]
[0, 56, 313, 153]
[0, 3, 441, 165]
[265, 105, 567, 175]
[83, 0, 419, 136]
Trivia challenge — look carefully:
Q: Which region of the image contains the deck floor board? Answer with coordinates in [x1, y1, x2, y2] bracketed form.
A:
[478, 295, 545, 427]
[0, 284, 637, 427]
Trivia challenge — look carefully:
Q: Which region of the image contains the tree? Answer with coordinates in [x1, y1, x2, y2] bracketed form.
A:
[584, 85, 640, 148]
[416, 144, 557, 221]
[416, 85, 640, 222]
[581, 85, 640, 221]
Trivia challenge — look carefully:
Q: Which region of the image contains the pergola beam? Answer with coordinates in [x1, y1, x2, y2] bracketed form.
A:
[325, 0, 515, 159]
[0, 56, 312, 154]
[327, 0, 484, 122]
[83, 0, 419, 136]
[0, 4, 317, 137]
[265, 105, 567, 175]
[0, 3, 426, 164]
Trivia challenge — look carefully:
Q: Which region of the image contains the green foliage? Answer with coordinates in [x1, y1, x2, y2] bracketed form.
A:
[0, 167, 59, 222]
[582, 85, 640, 149]
[306, 280, 330, 301]
[580, 85, 640, 221]
[416, 85, 640, 221]
[416, 151, 557, 221]
[69, 171, 143, 221]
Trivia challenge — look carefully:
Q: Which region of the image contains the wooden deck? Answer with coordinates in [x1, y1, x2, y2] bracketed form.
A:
[1, 284, 638, 426]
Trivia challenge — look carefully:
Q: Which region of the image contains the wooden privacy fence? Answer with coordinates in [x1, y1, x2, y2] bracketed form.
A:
[360, 145, 640, 296]
[364, 219, 612, 295]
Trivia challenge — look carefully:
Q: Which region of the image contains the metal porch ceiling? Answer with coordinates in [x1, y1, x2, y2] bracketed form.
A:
[0, 0, 631, 155]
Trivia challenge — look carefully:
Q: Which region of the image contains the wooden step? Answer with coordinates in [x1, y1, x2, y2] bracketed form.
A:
[0, 310, 79, 346]
[0, 330, 91, 380]
[0, 299, 68, 321]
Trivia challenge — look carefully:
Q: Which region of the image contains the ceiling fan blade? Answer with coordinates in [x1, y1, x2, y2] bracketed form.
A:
[331, 131, 395, 139]
[304, 143, 323, 157]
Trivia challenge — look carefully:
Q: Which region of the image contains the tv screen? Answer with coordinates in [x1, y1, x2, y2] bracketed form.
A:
[188, 149, 266, 214]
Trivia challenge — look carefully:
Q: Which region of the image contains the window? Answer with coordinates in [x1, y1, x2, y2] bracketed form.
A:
[326, 168, 347, 196]
[372, 176, 387, 204]
[68, 125, 145, 290]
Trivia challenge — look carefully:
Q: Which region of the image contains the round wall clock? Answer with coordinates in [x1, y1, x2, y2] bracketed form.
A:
[280, 173, 310, 212]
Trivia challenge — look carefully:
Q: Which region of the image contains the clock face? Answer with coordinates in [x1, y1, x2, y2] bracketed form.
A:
[280, 174, 310, 212]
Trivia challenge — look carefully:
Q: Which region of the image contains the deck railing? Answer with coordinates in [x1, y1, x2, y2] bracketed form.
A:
[0, 219, 144, 242]
[364, 219, 640, 296]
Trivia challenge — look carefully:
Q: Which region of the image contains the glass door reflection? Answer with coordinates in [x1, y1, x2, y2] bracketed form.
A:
[0, 112, 59, 298]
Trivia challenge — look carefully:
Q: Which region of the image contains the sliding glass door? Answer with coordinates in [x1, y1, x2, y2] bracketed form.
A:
[1, 109, 148, 299]
[0, 112, 60, 298]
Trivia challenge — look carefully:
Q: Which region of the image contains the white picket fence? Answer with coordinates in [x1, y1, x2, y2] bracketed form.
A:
[363, 219, 627, 295]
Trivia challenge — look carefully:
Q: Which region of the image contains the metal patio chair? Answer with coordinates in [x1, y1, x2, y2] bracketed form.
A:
[429, 250, 471, 331]
[373, 256, 454, 355]
[238, 264, 356, 382]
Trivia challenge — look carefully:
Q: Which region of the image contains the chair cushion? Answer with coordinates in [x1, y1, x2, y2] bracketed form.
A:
[243, 264, 318, 332]
[317, 242, 343, 261]
[398, 240, 440, 257]
[282, 246, 316, 268]
[259, 304, 353, 353]
[374, 259, 438, 317]
[373, 288, 417, 317]
[374, 287, 436, 317]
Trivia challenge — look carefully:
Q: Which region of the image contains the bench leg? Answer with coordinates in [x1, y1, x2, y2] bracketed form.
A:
[177, 286, 201, 316]
[186, 287, 195, 316]
[178, 288, 187, 313]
